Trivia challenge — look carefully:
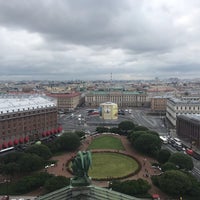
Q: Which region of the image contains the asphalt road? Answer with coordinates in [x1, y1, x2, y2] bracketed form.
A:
[59, 108, 168, 134]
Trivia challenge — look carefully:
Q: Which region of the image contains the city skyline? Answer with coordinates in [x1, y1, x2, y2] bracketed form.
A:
[0, 0, 200, 81]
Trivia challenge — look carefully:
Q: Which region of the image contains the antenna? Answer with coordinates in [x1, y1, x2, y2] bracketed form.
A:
[108, 72, 112, 102]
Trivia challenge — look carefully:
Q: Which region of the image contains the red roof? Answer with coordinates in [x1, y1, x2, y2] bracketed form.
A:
[47, 92, 80, 98]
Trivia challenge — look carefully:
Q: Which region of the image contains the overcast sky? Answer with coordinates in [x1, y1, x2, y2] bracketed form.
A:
[0, 0, 200, 81]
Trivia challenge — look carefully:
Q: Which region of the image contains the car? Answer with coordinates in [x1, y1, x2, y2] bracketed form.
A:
[118, 110, 125, 115]
[167, 137, 174, 144]
[152, 194, 160, 200]
[176, 145, 182, 151]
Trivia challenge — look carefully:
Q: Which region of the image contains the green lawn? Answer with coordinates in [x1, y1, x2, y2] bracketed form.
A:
[88, 135, 125, 150]
[89, 152, 139, 179]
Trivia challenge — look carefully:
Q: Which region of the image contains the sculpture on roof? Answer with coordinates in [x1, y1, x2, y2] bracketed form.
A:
[71, 150, 92, 187]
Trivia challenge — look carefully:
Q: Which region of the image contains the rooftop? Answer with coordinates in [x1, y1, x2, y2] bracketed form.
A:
[87, 91, 145, 95]
[35, 185, 143, 200]
[178, 114, 200, 122]
[0, 95, 56, 114]
[169, 97, 200, 104]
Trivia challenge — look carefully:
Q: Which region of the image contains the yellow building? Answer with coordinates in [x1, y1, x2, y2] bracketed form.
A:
[100, 102, 118, 120]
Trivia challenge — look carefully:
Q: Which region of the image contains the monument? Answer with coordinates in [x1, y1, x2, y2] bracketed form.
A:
[71, 151, 92, 187]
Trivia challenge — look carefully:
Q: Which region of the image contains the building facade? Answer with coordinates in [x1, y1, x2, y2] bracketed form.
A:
[166, 97, 200, 127]
[85, 91, 147, 107]
[177, 115, 200, 147]
[151, 96, 168, 112]
[47, 92, 81, 112]
[0, 96, 60, 149]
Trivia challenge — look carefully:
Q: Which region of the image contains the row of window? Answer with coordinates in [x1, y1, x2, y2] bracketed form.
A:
[176, 106, 200, 110]
[0, 123, 57, 135]
[0, 108, 57, 120]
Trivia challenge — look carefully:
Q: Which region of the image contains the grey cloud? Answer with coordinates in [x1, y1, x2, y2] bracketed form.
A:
[0, 0, 179, 52]
[0, 0, 199, 80]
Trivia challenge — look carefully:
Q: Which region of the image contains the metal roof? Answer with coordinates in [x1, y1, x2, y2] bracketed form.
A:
[0, 96, 56, 114]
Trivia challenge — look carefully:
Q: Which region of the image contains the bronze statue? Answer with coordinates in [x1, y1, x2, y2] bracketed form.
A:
[71, 151, 92, 186]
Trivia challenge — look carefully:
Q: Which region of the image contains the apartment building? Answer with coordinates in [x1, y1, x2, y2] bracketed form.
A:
[0, 96, 60, 149]
[85, 91, 147, 107]
[166, 97, 200, 127]
[151, 96, 168, 112]
[47, 92, 81, 112]
[177, 115, 200, 147]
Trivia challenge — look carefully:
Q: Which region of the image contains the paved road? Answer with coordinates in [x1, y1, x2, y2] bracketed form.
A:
[130, 109, 167, 135]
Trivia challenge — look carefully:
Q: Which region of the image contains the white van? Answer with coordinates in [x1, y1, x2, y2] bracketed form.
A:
[159, 136, 168, 144]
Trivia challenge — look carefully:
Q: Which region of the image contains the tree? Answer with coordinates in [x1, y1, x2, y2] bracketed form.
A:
[133, 134, 162, 156]
[14, 172, 53, 194]
[56, 132, 80, 151]
[96, 127, 109, 133]
[169, 152, 194, 170]
[2, 162, 20, 176]
[44, 176, 70, 192]
[129, 131, 146, 144]
[111, 179, 151, 196]
[19, 153, 44, 172]
[146, 130, 159, 136]
[118, 121, 135, 135]
[46, 140, 62, 153]
[185, 172, 200, 196]
[157, 149, 171, 164]
[25, 144, 52, 160]
[157, 170, 192, 195]
[0, 152, 24, 164]
[109, 127, 120, 134]
[134, 125, 148, 132]
[74, 131, 85, 138]
[161, 162, 177, 172]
